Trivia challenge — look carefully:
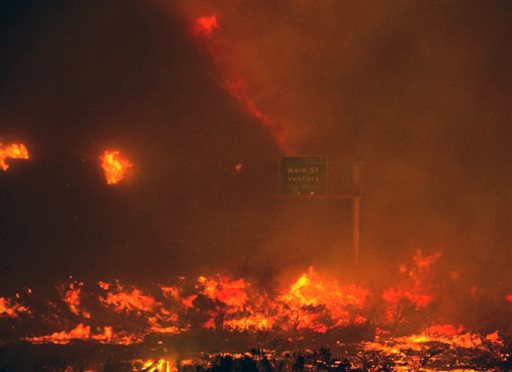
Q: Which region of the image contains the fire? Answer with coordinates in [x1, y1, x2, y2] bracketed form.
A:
[99, 281, 160, 313]
[27, 323, 91, 344]
[136, 358, 177, 372]
[279, 267, 368, 332]
[61, 281, 90, 318]
[0, 143, 29, 171]
[5, 249, 512, 365]
[26, 323, 136, 345]
[363, 325, 503, 355]
[0, 297, 29, 318]
[99, 149, 133, 185]
[193, 15, 218, 37]
[381, 250, 441, 322]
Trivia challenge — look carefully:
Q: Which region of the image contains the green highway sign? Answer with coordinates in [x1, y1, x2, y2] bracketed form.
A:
[280, 156, 327, 195]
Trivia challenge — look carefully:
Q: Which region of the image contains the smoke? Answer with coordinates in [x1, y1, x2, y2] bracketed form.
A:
[171, 1, 512, 283]
[0, 0, 512, 301]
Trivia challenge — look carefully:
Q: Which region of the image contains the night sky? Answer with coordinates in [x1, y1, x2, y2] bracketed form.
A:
[1, 1, 512, 292]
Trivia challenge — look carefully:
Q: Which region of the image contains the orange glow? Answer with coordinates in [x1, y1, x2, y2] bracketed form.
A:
[193, 15, 218, 37]
[27, 323, 138, 345]
[10, 251, 512, 350]
[0, 143, 29, 171]
[279, 267, 368, 332]
[234, 161, 243, 173]
[381, 250, 441, 322]
[0, 297, 29, 318]
[61, 282, 91, 318]
[363, 325, 503, 355]
[99, 150, 133, 185]
[27, 323, 91, 344]
[99, 281, 159, 313]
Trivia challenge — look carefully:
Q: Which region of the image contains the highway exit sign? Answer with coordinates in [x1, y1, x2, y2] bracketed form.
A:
[280, 156, 327, 195]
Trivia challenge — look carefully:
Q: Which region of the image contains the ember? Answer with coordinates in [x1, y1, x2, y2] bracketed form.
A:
[0, 143, 29, 170]
[99, 149, 133, 185]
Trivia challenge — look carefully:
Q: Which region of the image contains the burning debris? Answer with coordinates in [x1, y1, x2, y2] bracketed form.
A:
[99, 149, 133, 185]
[0, 143, 29, 171]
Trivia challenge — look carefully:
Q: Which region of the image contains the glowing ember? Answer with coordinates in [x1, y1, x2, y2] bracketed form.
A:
[26, 323, 138, 345]
[98, 281, 160, 313]
[0, 297, 29, 318]
[193, 15, 218, 37]
[61, 281, 90, 318]
[27, 323, 91, 344]
[0, 143, 29, 171]
[234, 161, 243, 173]
[99, 149, 133, 185]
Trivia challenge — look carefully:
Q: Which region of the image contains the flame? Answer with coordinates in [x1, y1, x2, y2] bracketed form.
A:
[6, 250, 512, 355]
[0, 297, 29, 318]
[26, 323, 138, 345]
[381, 250, 441, 322]
[99, 150, 132, 185]
[27, 323, 91, 344]
[61, 281, 91, 318]
[363, 325, 503, 355]
[99, 281, 160, 313]
[193, 15, 219, 37]
[136, 358, 177, 372]
[279, 267, 368, 332]
[0, 143, 29, 171]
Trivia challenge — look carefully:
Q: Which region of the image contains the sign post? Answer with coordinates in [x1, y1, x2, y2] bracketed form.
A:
[280, 157, 362, 265]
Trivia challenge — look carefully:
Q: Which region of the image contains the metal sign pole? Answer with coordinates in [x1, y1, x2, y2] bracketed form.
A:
[353, 195, 360, 266]
[279, 157, 362, 266]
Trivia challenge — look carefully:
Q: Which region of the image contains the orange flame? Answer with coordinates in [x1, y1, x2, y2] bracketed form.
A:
[26, 323, 137, 345]
[61, 281, 90, 318]
[0, 297, 29, 318]
[99, 150, 133, 185]
[10, 251, 511, 348]
[193, 15, 219, 37]
[0, 143, 29, 171]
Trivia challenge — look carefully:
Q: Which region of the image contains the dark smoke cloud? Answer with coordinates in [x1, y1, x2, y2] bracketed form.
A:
[0, 1, 511, 295]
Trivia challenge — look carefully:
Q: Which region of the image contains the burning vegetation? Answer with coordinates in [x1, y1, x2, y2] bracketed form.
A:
[2, 252, 512, 370]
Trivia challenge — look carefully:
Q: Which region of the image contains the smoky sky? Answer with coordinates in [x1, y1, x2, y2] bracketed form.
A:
[1, 0, 512, 291]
